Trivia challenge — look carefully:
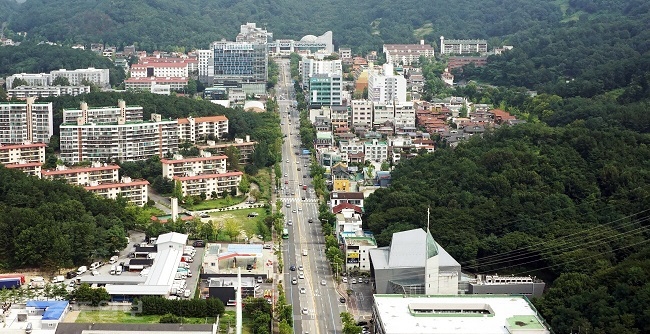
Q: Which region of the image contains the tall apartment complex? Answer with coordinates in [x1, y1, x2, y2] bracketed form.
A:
[367, 63, 407, 104]
[7, 85, 91, 100]
[177, 116, 229, 143]
[162, 154, 242, 199]
[0, 98, 54, 144]
[50, 68, 110, 87]
[0, 142, 46, 177]
[59, 100, 179, 163]
[440, 36, 488, 55]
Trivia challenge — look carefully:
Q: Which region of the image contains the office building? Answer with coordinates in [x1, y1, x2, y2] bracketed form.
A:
[50, 67, 110, 87]
[236, 22, 273, 44]
[7, 85, 90, 99]
[440, 36, 488, 55]
[0, 142, 46, 177]
[161, 154, 228, 180]
[309, 73, 343, 106]
[369, 228, 460, 295]
[372, 294, 551, 334]
[212, 41, 268, 83]
[59, 102, 178, 163]
[177, 115, 229, 143]
[383, 41, 435, 66]
[130, 62, 189, 78]
[301, 58, 342, 87]
[124, 76, 188, 91]
[368, 63, 407, 104]
[5, 73, 51, 88]
[197, 49, 215, 83]
[0, 98, 54, 144]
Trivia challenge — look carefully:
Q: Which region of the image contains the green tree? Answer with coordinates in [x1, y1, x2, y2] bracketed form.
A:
[224, 146, 242, 171]
[11, 78, 28, 88]
[172, 180, 183, 200]
[52, 76, 71, 86]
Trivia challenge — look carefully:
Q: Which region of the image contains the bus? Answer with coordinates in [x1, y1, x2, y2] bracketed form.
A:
[282, 228, 289, 239]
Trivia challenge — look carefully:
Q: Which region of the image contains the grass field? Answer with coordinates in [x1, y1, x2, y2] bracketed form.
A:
[219, 310, 253, 334]
[75, 310, 215, 324]
[208, 207, 269, 241]
[186, 196, 246, 211]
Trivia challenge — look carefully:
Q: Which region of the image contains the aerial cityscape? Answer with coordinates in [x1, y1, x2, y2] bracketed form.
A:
[0, 0, 648, 333]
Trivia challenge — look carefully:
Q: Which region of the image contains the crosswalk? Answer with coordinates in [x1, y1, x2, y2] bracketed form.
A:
[281, 197, 318, 203]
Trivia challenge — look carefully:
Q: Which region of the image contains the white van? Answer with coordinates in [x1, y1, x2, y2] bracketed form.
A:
[116, 266, 123, 275]
[183, 289, 191, 298]
[109, 265, 117, 275]
[90, 262, 101, 270]
[109, 256, 118, 264]
[52, 275, 65, 284]
[76, 266, 87, 275]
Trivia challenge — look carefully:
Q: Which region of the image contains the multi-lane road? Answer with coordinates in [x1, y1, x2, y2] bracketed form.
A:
[275, 58, 344, 334]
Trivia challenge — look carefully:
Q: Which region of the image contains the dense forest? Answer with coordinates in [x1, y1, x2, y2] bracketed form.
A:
[0, 166, 132, 270]
[3, 0, 561, 52]
[0, 43, 126, 86]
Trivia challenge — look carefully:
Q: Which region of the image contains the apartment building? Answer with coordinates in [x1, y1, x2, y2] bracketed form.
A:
[197, 136, 257, 164]
[174, 171, 243, 199]
[364, 139, 389, 162]
[124, 77, 188, 91]
[59, 102, 179, 163]
[339, 138, 364, 155]
[329, 105, 350, 129]
[383, 41, 435, 66]
[63, 100, 143, 124]
[309, 73, 343, 106]
[50, 68, 110, 87]
[372, 102, 415, 129]
[368, 63, 407, 104]
[301, 58, 342, 87]
[440, 36, 488, 55]
[177, 115, 229, 143]
[0, 142, 46, 177]
[338, 48, 352, 62]
[161, 154, 228, 179]
[41, 163, 120, 185]
[197, 49, 215, 83]
[351, 100, 374, 127]
[447, 56, 488, 71]
[85, 176, 149, 207]
[0, 98, 54, 144]
[7, 85, 91, 99]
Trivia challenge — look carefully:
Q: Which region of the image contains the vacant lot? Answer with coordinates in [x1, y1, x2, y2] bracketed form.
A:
[75, 310, 215, 324]
[207, 207, 270, 242]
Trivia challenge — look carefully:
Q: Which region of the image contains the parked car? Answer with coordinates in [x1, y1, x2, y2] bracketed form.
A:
[340, 297, 346, 303]
[193, 240, 205, 247]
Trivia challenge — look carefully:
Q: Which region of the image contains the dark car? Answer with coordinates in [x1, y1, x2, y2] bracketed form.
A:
[308, 218, 313, 223]
[357, 321, 368, 326]
[339, 297, 346, 303]
[66, 271, 77, 279]
[246, 264, 253, 270]
[193, 240, 205, 247]
[290, 265, 296, 271]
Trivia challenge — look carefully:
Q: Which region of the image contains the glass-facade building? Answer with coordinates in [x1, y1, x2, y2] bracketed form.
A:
[212, 42, 268, 83]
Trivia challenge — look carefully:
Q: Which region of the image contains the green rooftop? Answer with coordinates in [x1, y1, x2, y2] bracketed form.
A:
[507, 315, 546, 330]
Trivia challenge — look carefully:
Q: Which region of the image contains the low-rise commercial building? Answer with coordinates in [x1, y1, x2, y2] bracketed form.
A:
[372, 294, 551, 334]
[341, 231, 377, 272]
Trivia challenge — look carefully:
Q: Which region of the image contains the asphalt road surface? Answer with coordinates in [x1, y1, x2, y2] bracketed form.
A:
[276, 58, 345, 334]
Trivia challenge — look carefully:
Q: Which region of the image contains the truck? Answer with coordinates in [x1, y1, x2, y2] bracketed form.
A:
[76, 266, 87, 275]
[175, 272, 187, 280]
[303, 185, 307, 190]
[29, 276, 45, 289]
[52, 275, 65, 284]
[0, 273, 26, 284]
[0, 277, 22, 289]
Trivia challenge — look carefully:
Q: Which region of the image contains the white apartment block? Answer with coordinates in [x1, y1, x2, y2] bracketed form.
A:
[124, 77, 188, 91]
[59, 105, 179, 163]
[177, 115, 229, 143]
[440, 36, 488, 55]
[338, 48, 352, 60]
[368, 63, 407, 104]
[5, 73, 51, 88]
[364, 139, 389, 163]
[85, 176, 149, 207]
[174, 171, 243, 199]
[372, 102, 415, 128]
[0, 98, 54, 144]
[197, 49, 215, 82]
[339, 138, 365, 155]
[301, 58, 343, 87]
[63, 100, 143, 124]
[351, 100, 373, 127]
[50, 68, 110, 87]
[161, 154, 228, 180]
[41, 163, 120, 185]
[7, 85, 91, 99]
[0, 142, 46, 177]
[383, 41, 435, 66]
[130, 62, 189, 78]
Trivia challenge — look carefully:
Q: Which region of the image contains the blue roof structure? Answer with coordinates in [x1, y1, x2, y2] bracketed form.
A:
[227, 244, 263, 254]
[26, 300, 69, 321]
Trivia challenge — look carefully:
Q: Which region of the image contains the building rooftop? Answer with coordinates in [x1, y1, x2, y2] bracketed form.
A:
[84, 180, 149, 190]
[156, 232, 188, 246]
[161, 155, 228, 164]
[388, 228, 437, 268]
[0, 142, 47, 150]
[173, 171, 243, 181]
[55, 323, 215, 334]
[42, 164, 120, 176]
[373, 294, 550, 334]
[342, 234, 377, 247]
[177, 115, 228, 124]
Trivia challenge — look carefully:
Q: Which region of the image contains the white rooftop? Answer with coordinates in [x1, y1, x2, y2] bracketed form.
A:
[373, 294, 551, 334]
[156, 232, 188, 245]
[387, 228, 437, 268]
[105, 284, 170, 296]
[144, 247, 183, 286]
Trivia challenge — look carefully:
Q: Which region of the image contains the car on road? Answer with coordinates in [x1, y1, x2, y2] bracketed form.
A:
[287, 220, 293, 226]
[299, 273, 304, 279]
[303, 175, 307, 178]
[364, 278, 370, 284]
[298, 207, 302, 211]
[292, 209, 297, 213]
[351, 278, 357, 284]
[292, 278, 298, 285]
[321, 280, 326, 286]
[302, 249, 308, 256]
[199, 213, 210, 218]
[300, 287, 306, 294]
[284, 173, 288, 177]
[297, 167, 301, 171]
[302, 197, 305, 200]
[290, 265, 296, 271]
[342, 277, 347, 283]
[307, 218, 313, 223]
[298, 265, 303, 271]
[257, 277, 263, 283]
[339, 297, 346, 303]
[302, 307, 308, 315]
[286, 160, 289, 163]
[91, 270, 99, 276]
[286, 203, 291, 208]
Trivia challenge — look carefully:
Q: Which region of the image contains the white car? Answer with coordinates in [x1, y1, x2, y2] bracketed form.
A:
[287, 220, 293, 226]
[351, 278, 357, 284]
[342, 277, 348, 283]
[300, 287, 306, 294]
[299, 273, 305, 279]
[91, 270, 100, 276]
[302, 307, 308, 315]
[298, 265, 303, 271]
[321, 280, 326, 286]
[298, 207, 302, 211]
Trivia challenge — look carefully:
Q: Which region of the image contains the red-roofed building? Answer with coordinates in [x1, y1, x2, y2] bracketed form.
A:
[84, 177, 150, 207]
[173, 171, 243, 199]
[489, 109, 516, 124]
[177, 115, 229, 143]
[0, 142, 46, 177]
[162, 154, 228, 179]
[332, 203, 363, 214]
